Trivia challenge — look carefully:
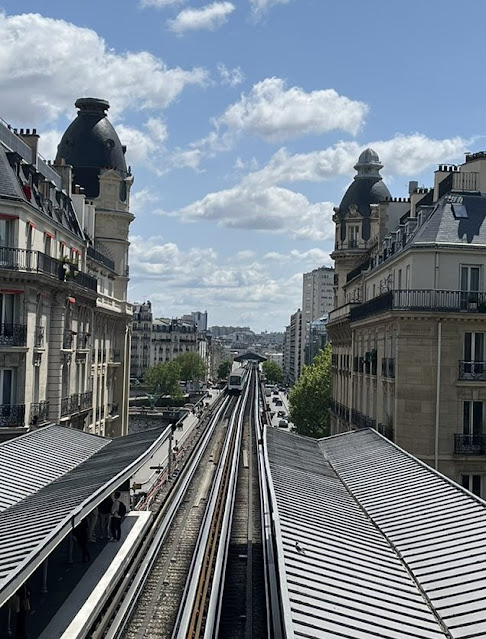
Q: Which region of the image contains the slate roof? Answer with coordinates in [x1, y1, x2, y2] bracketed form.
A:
[0, 146, 26, 200]
[234, 351, 267, 362]
[0, 425, 108, 512]
[410, 193, 486, 246]
[0, 425, 166, 607]
[265, 427, 486, 639]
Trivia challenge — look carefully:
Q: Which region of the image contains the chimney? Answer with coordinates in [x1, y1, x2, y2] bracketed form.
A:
[18, 128, 40, 168]
[52, 159, 73, 197]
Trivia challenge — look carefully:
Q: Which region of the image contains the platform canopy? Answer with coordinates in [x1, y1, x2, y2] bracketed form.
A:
[233, 351, 266, 363]
[265, 427, 486, 639]
[0, 424, 168, 607]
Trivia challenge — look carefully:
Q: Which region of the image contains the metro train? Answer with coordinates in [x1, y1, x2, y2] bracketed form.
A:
[227, 366, 249, 394]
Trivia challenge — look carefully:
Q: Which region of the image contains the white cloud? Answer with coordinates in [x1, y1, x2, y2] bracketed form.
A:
[0, 12, 207, 125]
[169, 183, 335, 241]
[37, 128, 63, 163]
[249, 0, 292, 19]
[204, 78, 368, 149]
[162, 133, 470, 240]
[168, 2, 235, 34]
[217, 63, 245, 87]
[128, 236, 313, 330]
[130, 189, 161, 216]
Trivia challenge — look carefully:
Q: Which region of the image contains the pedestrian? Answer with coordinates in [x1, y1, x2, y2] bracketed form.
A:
[110, 491, 123, 541]
[73, 519, 90, 563]
[87, 508, 98, 542]
[98, 495, 113, 539]
[11, 583, 31, 639]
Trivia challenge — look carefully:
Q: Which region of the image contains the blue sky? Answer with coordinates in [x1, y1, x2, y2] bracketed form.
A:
[0, 0, 484, 331]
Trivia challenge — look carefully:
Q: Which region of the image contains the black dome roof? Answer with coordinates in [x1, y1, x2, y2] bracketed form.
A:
[56, 98, 128, 199]
[338, 148, 391, 241]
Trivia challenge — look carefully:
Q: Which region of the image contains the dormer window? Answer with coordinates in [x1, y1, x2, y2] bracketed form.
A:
[452, 203, 468, 219]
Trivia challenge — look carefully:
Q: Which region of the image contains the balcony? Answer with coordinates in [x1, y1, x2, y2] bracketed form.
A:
[350, 290, 486, 323]
[109, 348, 121, 363]
[30, 400, 49, 426]
[459, 361, 486, 382]
[329, 399, 350, 422]
[0, 323, 27, 347]
[351, 408, 376, 430]
[61, 391, 92, 416]
[0, 404, 25, 427]
[0, 247, 97, 293]
[63, 330, 74, 349]
[454, 433, 486, 455]
[87, 246, 115, 270]
[34, 325, 45, 348]
[77, 332, 91, 350]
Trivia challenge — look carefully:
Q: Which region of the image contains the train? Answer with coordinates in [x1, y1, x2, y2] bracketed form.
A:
[227, 366, 249, 394]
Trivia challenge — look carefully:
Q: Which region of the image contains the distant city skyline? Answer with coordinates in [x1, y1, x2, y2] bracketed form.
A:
[1, 2, 485, 330]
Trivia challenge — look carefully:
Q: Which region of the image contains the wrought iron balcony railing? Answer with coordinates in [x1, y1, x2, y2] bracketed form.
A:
[63, 330, 74, 349]
[61, 391, 93, 416]
[351, 408, 376, 430]
[454, 433, 486, 455]
[79, 391, 93, 410]
[0, 404, 25, 427]
[459, 361, 486, 382]
[87, 246, 115, 270]
[0, 247, 97, 292]
[109, 348, 121, 362]
[0, 323, 27, 346]
[77, 332, 91, 350]
[329, 399, 350, 422]
[30, 400, 49, 425]
[34, 325, 45, 348]
[351, 290, 486, 323]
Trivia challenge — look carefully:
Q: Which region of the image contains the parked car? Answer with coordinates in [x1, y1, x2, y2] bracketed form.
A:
[277, 410, 286, 418]
[278, 419, 288, 428]
[275, 399, 283, 406]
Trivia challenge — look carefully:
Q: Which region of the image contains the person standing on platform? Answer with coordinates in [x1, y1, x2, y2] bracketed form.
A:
[87, 508, 98, 542]
[98, 495, 113, 539]
[73, 518, 90, 562]
[110, 491, 123, 541]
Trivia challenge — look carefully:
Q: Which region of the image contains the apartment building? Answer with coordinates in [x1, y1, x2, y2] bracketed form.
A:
[131, 301, 209, 379]
[301, 266, 334, 368]
[0, 97, 133, 441]
[328, 148, 486, 494]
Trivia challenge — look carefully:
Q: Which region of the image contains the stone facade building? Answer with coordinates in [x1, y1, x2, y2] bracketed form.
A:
[131, 301, 209, 379]
[301, 266, 334, 369]
[0, 98, 133, 441]
[328, 148, 486, 496]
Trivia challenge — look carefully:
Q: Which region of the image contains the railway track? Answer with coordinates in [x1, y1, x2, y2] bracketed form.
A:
[84, 367, 282, 639]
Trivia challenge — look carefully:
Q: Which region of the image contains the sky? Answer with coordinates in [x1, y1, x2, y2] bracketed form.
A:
[0, 0, 485, 332]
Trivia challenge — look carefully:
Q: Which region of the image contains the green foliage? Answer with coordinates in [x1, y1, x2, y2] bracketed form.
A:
[217, 360, 233, 379]
[289, 344, 332, 438]
[262, 360, 282, 384]
[144, 361, 183, 398]
[175, 352, 206, 382]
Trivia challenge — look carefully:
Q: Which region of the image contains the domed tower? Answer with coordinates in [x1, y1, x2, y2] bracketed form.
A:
[56, 98, 134, 300]
[331, 149, 391, 307]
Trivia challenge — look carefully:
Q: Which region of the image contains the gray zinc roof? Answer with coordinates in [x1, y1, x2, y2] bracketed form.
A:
[0, 425, 166, 607]
[265, 427, 486, 639]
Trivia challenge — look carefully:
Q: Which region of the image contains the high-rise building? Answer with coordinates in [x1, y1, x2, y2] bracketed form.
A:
[0, 98, 134, 440]
[328, 148, 486, 495]
[301, 266, 334, 369]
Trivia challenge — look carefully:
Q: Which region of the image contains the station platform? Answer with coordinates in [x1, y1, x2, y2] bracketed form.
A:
[36, 512, 151, 639]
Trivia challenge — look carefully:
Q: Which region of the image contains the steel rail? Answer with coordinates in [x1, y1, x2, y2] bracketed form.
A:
[255, 374, 286, 639]
[92, 393, 232, 639]
[172, 373, 252, 639]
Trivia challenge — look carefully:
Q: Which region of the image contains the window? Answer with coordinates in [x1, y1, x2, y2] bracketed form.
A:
[0, 369, 14, 404]
[463, 400, 483, 436]
[462, 474, 481, 497]
[464, 332, 484, 363]
[0, 219, 13, 247]
[44, 235, 52, 256]
[405, 265, 410, 289]
[461, 265, 481, 293]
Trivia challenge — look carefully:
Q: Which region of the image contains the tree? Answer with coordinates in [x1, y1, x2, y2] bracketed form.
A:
[262, 360, 282, 384]
[289, 344, 332, 438]
[144, 361, 182, 398]
[175, 352, 206, 382]
[217, 360, 233, 379]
